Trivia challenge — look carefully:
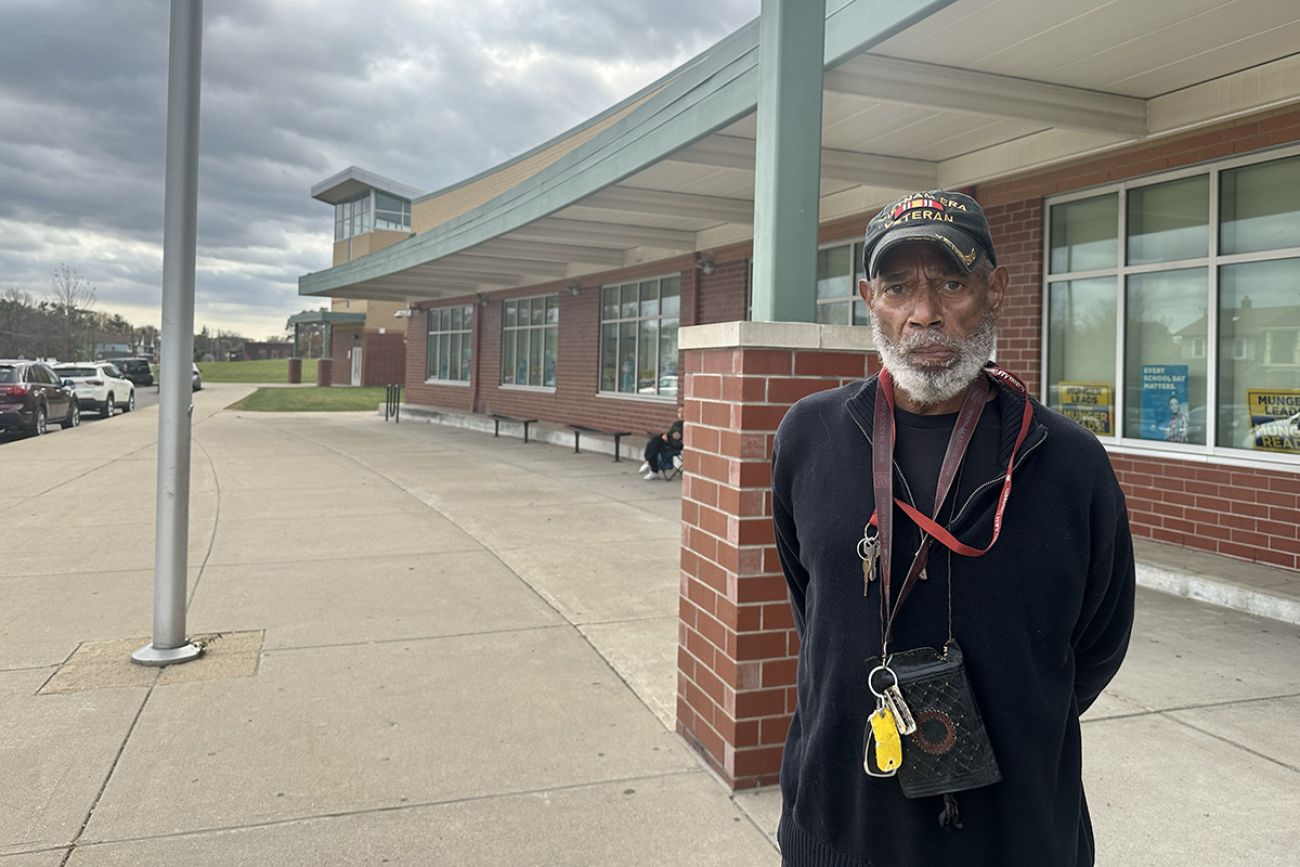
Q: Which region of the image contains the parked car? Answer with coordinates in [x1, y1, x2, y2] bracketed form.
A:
[55, 361, 135, 418]
[0, 359, 80, 435]
[156, 362, 203, 391]
[116, 357, 156, 387]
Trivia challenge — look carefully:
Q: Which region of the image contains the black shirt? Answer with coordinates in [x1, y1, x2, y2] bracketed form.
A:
[893, 398, 1002, 520]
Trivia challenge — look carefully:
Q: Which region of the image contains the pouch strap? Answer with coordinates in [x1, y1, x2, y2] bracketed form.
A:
[867, 365, 1034, 643]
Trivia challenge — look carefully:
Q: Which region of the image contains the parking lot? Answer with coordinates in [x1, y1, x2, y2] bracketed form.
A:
[0, 385, 160, 445]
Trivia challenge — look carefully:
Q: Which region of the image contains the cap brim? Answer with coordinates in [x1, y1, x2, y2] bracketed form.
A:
[867, 225, 983, 279]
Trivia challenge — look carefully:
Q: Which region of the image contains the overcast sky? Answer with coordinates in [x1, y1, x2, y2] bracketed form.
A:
[0, 0, 759, 340]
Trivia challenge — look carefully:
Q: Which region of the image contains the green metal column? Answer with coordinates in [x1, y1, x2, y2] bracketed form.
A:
[750, 0, 825, 323]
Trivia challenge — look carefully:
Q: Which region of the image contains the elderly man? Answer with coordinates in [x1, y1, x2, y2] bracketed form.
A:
[772, 191, 1135, 866]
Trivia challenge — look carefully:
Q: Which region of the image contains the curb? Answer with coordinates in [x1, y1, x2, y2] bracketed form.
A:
[1136, 562, 1300, 625]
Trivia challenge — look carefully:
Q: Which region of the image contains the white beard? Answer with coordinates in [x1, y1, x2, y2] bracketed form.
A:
[868, 311, 998, 407]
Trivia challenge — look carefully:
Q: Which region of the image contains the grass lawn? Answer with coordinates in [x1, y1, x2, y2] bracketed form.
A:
[229, 386, 395, 412]
[196, 358, 318, 382]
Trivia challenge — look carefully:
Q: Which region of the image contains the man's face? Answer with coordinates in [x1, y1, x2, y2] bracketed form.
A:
[858, 242, 1008, 408]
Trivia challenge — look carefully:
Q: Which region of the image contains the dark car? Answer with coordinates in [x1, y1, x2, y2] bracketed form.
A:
[0, 360, 81, 435]
[116, 357, 156, 387]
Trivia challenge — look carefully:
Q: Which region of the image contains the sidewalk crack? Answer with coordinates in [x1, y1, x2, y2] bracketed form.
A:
[58, 683, 156, 866]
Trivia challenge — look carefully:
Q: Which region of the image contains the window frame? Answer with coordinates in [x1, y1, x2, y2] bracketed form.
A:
[500, 293, 559, 391]
[597, 273, 681, 401]
[1041, 143, 1300, 470]
[333, 190, 410, 240]
[374, 191, 411, 232]
[814, 240, 869, 325]
[424, 304, 474, 386]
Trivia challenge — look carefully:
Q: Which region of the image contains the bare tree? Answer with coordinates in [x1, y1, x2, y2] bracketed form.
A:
[0, 288, 34, 356]
[46, 264, 97, 360]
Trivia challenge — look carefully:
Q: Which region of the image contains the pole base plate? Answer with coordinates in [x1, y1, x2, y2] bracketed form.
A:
[131, 642, 204, 667]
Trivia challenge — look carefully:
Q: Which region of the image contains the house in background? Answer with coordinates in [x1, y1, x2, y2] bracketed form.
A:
[93, 335, 134, 360]
[236, 341, 293, 361]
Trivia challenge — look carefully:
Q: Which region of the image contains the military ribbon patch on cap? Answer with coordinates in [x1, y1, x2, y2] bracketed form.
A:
[891, 196, 945, 219]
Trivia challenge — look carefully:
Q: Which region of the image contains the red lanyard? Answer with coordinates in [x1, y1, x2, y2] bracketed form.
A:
[867, 365, 1034, 639]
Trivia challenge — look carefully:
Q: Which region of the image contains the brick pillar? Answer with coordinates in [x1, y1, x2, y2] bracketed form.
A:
[676, 322, 875, 789]
[316, 357, 333, 387]
[288, 357, 302, 384]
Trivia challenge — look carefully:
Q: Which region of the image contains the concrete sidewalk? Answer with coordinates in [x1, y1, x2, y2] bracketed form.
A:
[2, 384, 1297, 866]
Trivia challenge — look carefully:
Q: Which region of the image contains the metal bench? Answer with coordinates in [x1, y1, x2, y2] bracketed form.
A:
[491, 414, 539, 444]
[568, 424, 632, 461]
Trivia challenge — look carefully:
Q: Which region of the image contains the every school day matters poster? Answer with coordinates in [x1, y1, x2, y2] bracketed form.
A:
[1139, 365, 1189, 442]
[1057, 382, 1112, 434]
[1246, 388, 1300, 454]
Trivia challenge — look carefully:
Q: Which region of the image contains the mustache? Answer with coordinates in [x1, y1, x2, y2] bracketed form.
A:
[893, 330, 964, 352]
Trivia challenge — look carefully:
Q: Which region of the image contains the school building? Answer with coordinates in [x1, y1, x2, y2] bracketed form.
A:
[300, 0, 1300, 788]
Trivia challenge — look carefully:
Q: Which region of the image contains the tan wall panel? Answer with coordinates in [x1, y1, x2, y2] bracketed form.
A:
[364, 300, 409, 335]
[411, 94, 653, 234]
[332, 239, 350, 267]
[368, 229, 410, 253]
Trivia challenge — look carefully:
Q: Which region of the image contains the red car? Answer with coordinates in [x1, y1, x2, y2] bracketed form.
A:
[0, 360, 81, 436]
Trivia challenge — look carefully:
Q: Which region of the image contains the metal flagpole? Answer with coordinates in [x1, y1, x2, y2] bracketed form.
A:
[133, 0, 205, 666]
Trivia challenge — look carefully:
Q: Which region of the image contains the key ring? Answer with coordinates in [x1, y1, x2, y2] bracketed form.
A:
[857, 535, 878, 560]
[867, 664, 897, 699]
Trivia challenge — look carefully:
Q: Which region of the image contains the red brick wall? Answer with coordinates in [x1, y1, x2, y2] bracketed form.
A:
[361, 331, 406, 387]
[1111, 455, 1299, 571]
[980, 199, 1044, 396]
[697, 258, 749, 325]
[677, 345, 880, 788]
[974, 105, 1300, 572]
[403, 256, 718, 434]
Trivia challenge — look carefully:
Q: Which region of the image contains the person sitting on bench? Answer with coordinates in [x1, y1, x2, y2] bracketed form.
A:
[639, 420, 684, 480]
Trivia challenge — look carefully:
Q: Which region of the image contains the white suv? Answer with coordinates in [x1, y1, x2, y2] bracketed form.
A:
[54, 361, 136, 418]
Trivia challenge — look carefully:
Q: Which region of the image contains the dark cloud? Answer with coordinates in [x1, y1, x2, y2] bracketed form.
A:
[0, 0, 758, 336]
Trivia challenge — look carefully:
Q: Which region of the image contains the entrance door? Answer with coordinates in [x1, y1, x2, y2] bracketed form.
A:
[351, 346, 363, 385]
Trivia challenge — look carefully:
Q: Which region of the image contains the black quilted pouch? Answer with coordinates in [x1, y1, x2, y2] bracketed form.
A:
[865, 640, 1001, 798]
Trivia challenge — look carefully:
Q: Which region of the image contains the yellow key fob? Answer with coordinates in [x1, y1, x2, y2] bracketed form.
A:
[869, 706, 902, 772]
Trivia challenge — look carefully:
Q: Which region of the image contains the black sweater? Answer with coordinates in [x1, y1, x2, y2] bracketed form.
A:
[771, 375, 1135, 867]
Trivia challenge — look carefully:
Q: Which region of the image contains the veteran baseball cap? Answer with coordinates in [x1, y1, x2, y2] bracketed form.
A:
[862, 191, 997, 279]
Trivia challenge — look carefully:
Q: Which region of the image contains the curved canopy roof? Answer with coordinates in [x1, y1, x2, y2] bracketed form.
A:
[301, 0, 1300, 303]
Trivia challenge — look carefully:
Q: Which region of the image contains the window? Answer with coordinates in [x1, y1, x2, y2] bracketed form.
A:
[334, 193, 371, 242]
[425, 305, 474, 383]
[816, 242, 869, 325]
[375, 192, 411, 232]
[1123, 268, 1207, 444]
[600, 275, 679, 398]
[335, 190, 412, 240]
[1045, 150, 1300, 459]
[502, 295, 557, 388]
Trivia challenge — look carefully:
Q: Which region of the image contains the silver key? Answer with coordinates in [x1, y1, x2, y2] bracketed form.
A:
[858, 533, 879, 595]
[881, 684, 917, 735]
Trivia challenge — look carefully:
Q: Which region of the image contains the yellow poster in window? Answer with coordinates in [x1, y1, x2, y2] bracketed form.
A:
[1058, 382, 1113, 435]
[1245, 389, 1300, 454]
